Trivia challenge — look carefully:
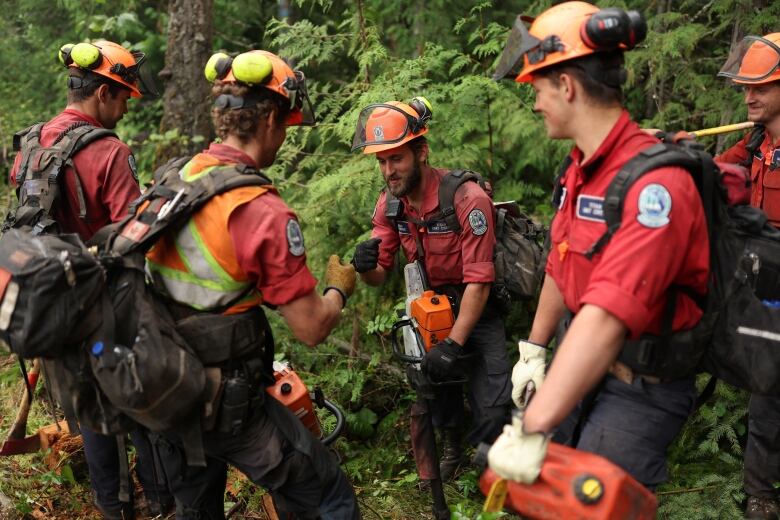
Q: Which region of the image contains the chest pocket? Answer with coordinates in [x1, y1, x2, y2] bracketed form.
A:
[424, 232, 461, 282]
[762, 169, 780, 222]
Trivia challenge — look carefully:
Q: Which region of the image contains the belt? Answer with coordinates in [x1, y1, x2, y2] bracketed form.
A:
[609, 361, 661, 385]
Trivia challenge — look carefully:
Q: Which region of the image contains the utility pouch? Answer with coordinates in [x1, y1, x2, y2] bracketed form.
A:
[176, 310, 264, 365]
[217, 372, 250, 435]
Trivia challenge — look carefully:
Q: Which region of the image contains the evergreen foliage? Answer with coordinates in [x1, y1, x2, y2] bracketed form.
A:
[0, 0, 775, 517]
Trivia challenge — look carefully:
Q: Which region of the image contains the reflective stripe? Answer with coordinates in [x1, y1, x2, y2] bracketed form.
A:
[146, 260, 250, 310]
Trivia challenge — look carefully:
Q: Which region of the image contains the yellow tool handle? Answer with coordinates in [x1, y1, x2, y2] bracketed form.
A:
[689, 121, 755, 138]
[483, 477, 508, 513]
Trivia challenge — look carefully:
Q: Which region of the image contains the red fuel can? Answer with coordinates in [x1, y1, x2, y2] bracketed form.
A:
[266, 367, 322, 438]
[480, 441, 657, 519]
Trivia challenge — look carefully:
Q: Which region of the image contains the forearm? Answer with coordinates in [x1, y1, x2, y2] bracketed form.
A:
[359, 265, 387, 286]
[523, 304, 626, 433]
[528, 274, 567, 346]
[448, 282, 490, 345]
[279, 290, 344, 347]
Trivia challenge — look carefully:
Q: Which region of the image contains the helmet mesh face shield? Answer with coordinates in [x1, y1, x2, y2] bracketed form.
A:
[283, 71, 316, 126]
[351, 103, 426, 153]
[493, 16, 543, 80]
[719, 35, 780, 85]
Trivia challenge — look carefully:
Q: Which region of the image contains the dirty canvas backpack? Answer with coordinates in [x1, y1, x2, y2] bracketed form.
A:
[0, 122, 113, 359]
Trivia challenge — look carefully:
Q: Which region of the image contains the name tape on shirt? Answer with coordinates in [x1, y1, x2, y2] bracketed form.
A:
[427, 220, 450, 234]
[637, 183, 672, 228]
[396, 220, 411, 235]
[286, 219, 306, 256]
[576, 195, 605, 222]
[468, 209, 488, 236]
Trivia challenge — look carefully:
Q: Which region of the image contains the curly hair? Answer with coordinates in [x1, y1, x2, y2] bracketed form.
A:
[210, 81, 290, 143]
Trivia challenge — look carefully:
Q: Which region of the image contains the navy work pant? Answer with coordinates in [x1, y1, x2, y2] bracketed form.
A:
[155, 396, 359, 519]
[553, 374, 697, 490]
[430, 311, 512, 446]
[745, 393, 780, 499]
[82, 428, 172, 514]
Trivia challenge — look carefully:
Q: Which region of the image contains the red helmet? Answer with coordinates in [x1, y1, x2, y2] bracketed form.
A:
[352, 97, 432, 154]
[719, 33, 780, 85]
[59, 40, 144, 98]
[493, 1, 646, 83]
[204, 50, 315, 126]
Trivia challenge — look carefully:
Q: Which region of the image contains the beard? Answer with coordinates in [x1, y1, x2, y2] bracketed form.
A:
[387, 160, 422, 198]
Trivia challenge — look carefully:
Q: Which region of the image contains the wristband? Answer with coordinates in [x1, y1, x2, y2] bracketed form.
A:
[323, 286, 347, 309]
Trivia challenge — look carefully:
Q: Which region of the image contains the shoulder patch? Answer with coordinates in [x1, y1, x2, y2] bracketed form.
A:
[637, 183, 672, 228]
[128, 154, 138, 182]
[286, 219, 305, 256]
[468, 209, 488, 236]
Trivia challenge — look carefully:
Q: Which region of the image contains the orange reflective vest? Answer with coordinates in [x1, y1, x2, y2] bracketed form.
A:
[146, 153, 268, 314]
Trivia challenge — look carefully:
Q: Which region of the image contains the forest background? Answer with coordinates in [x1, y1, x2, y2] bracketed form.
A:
[0, 0, 776, 518]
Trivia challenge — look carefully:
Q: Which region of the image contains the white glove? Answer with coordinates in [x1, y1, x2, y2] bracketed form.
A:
[511, 340, 547, 409]
[487, 415, 549, 483]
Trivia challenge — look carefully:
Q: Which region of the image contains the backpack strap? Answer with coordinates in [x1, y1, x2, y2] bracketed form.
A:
[551, 155, 574, 210]
[741, 124, 766, 169]
[51, 123, 118, 219]
[437, 169, 485, 234]
[13, 123, 45, 186]
[584, 143, 709, 260]
[108, 162, 273, 256]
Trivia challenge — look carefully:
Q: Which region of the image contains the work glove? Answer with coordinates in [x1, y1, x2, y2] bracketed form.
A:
[511, 340, 547, 409]
[352, 238, 382, 273]
[422, 338, 463, 380]
[488, 414, 549, 484]
[324, 255, 356, 308]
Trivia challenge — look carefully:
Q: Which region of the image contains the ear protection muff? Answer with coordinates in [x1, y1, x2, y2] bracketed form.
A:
[204, 52, 233, 81]
[58, 42, 103, 70]
[204, 51, 274, 85]
[408, 96, 433, 134]
[580, 8, 647, 51]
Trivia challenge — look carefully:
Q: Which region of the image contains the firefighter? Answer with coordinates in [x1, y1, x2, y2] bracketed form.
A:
[8, 40, 172, 519]
[351, 99, 512, 480]
[716, 33, 780, 519]
[146, 49, 360, 519]
[487, 1, 708, 490]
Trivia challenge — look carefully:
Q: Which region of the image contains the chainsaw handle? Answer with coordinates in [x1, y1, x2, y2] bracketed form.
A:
[391, 319, 424, 364]
[319, 398, 345, 446]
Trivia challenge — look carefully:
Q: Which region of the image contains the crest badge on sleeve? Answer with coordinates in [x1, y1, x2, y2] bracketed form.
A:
[637, 184, 672, 228]
[468, 209, 488, 236]
[286, 219, 306, 256]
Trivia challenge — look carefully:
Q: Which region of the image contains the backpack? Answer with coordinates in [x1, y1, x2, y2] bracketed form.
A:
[0, 150, 273, 461]
[5, 121, 117, 234]
[385, 169, 545, 301]
[85, 160, 273, 442]
[572, 137, 780, 395]
[0, 123, 113, 359]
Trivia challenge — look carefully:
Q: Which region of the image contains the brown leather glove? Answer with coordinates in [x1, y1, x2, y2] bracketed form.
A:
[324, 255, 356, 308]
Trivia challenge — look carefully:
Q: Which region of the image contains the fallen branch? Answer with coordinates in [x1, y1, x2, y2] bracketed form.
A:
[656, 484, 721, 496]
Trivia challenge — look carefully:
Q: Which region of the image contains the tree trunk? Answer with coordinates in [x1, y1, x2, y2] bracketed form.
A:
[156, 0, 214, 166]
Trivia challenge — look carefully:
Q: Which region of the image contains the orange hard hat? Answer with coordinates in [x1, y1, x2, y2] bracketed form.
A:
[352, 98, 432, 154]
[493, 1, 646, 84]
[204, 50, 315, 126]
[59, 40, 144, 97]
[719, 33, 780, 85]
